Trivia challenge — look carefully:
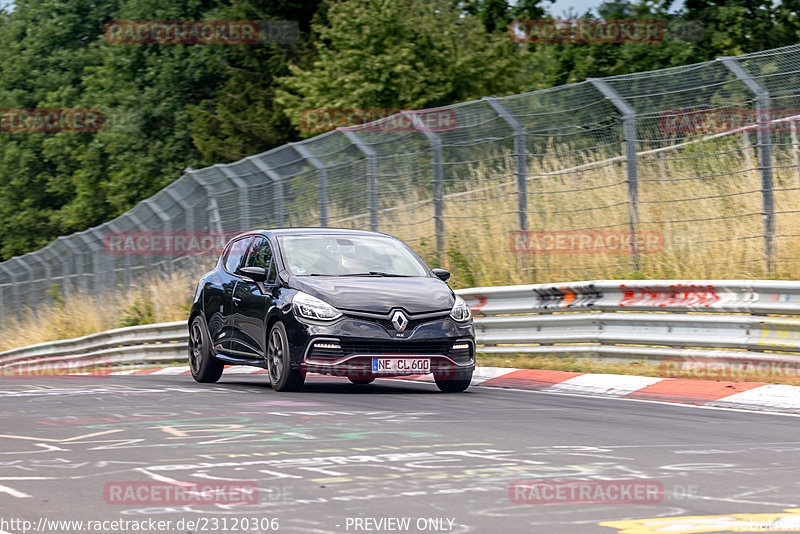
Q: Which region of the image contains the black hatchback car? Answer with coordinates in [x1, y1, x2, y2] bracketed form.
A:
[188, 228, 475, 392]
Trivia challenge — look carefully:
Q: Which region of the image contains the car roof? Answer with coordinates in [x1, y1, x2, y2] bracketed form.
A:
[231, 228, 394, 240]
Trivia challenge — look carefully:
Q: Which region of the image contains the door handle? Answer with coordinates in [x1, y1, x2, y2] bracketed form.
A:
[232, 297, 241, 303]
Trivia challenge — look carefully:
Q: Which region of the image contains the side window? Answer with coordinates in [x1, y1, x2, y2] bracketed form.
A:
[223, 237, 251, 274]
[266, 260, 278, 284]
[245, 237, 273, 270]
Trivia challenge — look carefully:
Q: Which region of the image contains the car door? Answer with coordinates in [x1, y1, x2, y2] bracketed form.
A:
[209, 235, 253, 354]
[230, 236, 278, 360]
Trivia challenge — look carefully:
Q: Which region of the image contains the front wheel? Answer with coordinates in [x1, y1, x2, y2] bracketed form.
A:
[434, 369, 472, 392]
[189, 315, 224, 383]
[267, 322, 304, 392]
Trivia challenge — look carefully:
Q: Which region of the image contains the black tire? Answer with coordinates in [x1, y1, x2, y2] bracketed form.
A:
[267, 322, 304, 392]
[434, 369, 473, 392]
[348, 377, 375, 385]
[189, 315, 224, 383]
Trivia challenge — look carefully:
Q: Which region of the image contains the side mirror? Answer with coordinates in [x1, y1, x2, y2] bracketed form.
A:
[432, 268, 450, 282]
[238, 266, 267, 282]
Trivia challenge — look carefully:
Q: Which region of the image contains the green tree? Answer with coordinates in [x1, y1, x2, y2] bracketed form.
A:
[276, 0, 523, 136]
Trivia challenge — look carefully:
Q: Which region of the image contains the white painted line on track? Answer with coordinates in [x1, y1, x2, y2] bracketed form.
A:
[0, 484, 31, 498]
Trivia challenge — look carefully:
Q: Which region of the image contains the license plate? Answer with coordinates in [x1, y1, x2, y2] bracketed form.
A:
[372, 357, 430, 374]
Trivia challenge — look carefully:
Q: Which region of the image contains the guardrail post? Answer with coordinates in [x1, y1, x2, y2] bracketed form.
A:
[342, 130, 379, 231]
[292, 142, 329, 227]
[407, 112, 445, 262]
[483, 97, 529, 231]
[248, 156, 286, 228]
[589, 79, 640, 272]
[720, 57, 775, 275]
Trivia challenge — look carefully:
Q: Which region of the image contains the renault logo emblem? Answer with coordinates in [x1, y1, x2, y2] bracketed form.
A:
[391, 310, 409, 332]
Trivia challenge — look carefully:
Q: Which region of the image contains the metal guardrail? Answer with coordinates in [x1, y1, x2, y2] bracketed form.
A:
[0, 321, 186, 374]
[3, 280, 800, 374]
[460, 280, 800, 362]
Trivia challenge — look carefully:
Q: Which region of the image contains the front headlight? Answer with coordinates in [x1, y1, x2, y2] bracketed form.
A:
[449, 295, 471, 322]
[292, 292, 342, 321]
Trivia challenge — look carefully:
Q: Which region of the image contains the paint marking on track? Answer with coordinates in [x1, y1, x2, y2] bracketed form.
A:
[135, 468, 196, 487]
[0, 429, 123, 443]
[0, 485, 31, 498]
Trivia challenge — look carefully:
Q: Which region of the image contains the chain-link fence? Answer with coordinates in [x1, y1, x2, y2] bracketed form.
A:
[4, 44, 800, 319]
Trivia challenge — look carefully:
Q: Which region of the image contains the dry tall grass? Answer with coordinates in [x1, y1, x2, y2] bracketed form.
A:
[0, 270, 197, 351]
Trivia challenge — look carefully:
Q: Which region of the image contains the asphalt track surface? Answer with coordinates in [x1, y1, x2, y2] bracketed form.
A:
[1, 374, 800, 534]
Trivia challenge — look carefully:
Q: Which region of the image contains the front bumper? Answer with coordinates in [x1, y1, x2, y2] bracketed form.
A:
[286, 312, 475, 378]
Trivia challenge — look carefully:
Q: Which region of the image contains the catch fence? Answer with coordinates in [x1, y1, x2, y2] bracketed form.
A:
[4, 44, 800, 319]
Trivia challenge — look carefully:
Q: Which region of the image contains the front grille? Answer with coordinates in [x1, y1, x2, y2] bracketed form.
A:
[345, 314, 445, 334]
[340, 340, 450, 356]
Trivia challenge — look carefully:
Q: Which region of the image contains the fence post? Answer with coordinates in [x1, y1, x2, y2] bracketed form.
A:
[58, 237, 84, 294]
[124, 212, 150, 281]
[483, 97, 529, 231]
[0, 263, 19, 320]
[31, 254, 52, 307]
[104, 222, 131, 288]
[342, 130, 379, 231]
[164, 184, 196, 272]
[589, 78, 640, 272]
[248, 156, 285, 228]
[74, 232, 105, 298]
[407, 112, 445, 262]
[89, 228, 113, 295]
[791, 118, 800, 182]
[15, 258, 36, 314]
[291, 142, 329, 227]
[218, 165, 252, 232]
[720, 56, 775, 275]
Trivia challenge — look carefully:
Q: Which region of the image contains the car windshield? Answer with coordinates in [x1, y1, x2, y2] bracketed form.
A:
[278, 235, 429, 277]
